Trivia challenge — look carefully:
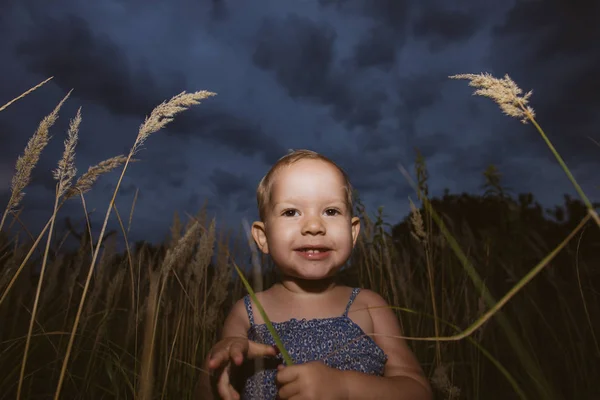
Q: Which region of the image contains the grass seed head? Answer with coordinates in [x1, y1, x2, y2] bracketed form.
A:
[54, 107, 81, 198]
[450, 73, 535, 124]
[8, 90, 72, 212]
[65, 155, 130, 199]
[409, 198, 427, 245]
[134, 90, 216, 155]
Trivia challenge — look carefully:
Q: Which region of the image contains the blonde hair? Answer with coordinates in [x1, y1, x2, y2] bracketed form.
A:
[256, 149, 354, 221]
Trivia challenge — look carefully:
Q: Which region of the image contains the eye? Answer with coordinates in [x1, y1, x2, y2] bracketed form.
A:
[324, 208, 341, 216]
[282, 209, 299, 217]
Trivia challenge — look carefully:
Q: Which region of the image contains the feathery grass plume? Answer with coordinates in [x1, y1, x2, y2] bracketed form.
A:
[64, 155, 129, 199]
[450, 73, 535, 124]
[160, 220, 201, 276]
[409, 198, 427, 245]
[1, 90, 71, 230]
[451, 72, 600, 228]
[431, 364, 461, 400]
[0, 77, 53, 113]
[133, 91, 216, 155]
[54, 108, 81, 198]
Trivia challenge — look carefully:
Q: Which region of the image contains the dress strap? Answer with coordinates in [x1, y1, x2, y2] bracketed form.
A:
[243, 295, 255, 326]
[343, 288, 361, 317]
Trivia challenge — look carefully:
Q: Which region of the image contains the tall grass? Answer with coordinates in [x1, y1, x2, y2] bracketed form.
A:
[0, 74, 598, 399]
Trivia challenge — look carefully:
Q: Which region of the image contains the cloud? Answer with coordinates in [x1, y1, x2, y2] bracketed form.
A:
[412, 10, 480, 51]
[494, 0, 599, 62]
[210, 0, 229, 21]
[352, 25, 397, 70]
[207, 168, 257, 214]
[209, 167, 255, 199]
[170, 109, 288, 165]
[252, 14, 388, 131]
[320, 0, 412, 33]
[321, 0, 412, 70]
[394, 73, 448, 141]
[12, 9, 290, 166]
[489, 0, 600, 166]
[2, 0, 598, 246]
[15, 14, 185, 117]
[252, 15, 338, 102]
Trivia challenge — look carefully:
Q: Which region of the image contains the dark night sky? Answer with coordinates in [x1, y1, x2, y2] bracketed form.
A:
[1, 0, 599, 245]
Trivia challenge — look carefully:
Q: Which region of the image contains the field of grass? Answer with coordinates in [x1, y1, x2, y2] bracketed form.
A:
[0, 75, 599, 399]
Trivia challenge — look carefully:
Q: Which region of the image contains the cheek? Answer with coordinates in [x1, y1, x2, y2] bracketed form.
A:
[331, 222, 353, 239]
[266, 224, 293, 247]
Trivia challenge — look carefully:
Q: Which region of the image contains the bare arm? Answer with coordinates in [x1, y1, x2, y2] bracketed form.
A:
[342, 290, 432, 400]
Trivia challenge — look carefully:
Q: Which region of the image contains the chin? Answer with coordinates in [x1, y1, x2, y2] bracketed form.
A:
[288, 266, 339, 281]
[294, 273, 333, 281]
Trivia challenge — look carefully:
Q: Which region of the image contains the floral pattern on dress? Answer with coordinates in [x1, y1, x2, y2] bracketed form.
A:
[241, 288, 388, 400]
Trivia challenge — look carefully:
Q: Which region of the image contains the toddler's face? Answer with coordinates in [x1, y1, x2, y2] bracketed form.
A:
[252, 159, 360, 281]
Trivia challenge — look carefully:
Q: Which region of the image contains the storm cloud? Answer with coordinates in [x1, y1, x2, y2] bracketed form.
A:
[0, 0, 598, 245]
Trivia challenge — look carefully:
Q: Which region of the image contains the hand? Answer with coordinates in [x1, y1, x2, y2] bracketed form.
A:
[276, 361, 347, 400]
[207, 337, 278, 400]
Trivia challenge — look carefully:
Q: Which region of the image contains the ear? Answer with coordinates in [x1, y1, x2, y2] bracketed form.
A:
[251, 221, 270, 254]
[350, 216, 360, 247]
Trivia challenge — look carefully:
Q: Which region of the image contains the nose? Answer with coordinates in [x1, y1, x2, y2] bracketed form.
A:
[301, 215, 326, 236]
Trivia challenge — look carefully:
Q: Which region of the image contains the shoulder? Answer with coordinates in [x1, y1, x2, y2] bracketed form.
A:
[354, 288, 402, 334]
[356, 288, 388, 306]
[355, 289, 397, 328]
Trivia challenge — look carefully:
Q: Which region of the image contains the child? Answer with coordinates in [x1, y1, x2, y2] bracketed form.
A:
[200, 150, 432, 399]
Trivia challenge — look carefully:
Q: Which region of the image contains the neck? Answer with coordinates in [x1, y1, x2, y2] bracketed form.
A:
[276, 275, 337, 296]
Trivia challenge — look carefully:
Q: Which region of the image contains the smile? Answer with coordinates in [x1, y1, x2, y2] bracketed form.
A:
[295, 248, 332, 260]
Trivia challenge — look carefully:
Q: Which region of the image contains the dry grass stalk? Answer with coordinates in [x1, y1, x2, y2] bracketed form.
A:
[0, 77, 53, 113]
[128, 187, 139, 234]
[1, 153, 136, 309]
[409, 194, 443, 367]
[205, 232, 231, 329]
[138, 268, 161, 400]
[54, 89, 214, 400]
[1, 90, 72, 231]
[54, 108, 81, 198]
[15, 94, 78, 399]
[133, 91, 216, 155]
[450, 73, 535, 124]
[17, 197, 59, 399]
[170, 211, 182, 244]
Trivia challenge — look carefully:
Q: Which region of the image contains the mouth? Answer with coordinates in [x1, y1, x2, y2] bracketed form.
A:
[295, 247, 332, 253]
[294, 247, 333, 260]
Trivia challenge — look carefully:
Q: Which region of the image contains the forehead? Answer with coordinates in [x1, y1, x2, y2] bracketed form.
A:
[271, 159, 346, 200]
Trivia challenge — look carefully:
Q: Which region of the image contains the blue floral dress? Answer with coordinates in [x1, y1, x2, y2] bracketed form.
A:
[241, 288, 388, 399]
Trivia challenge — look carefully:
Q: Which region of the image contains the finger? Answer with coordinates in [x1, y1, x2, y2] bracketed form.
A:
[217, 363, 233, 399]
[278, 381, 302, 399]
[227, 384, 240, 400]
[247, 341, 279, 359]
[208, 347, 230, 370]
[275, 364, 299, 386]
[229, 341, 248, 366]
